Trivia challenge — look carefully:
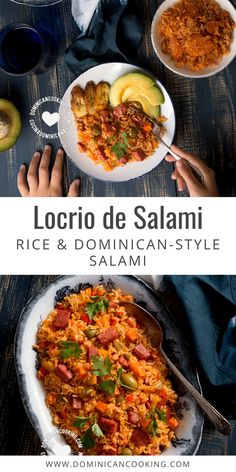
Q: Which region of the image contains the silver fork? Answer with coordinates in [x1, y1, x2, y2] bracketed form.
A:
[152, 122, 205, 183]
[129, 105, 204, 183]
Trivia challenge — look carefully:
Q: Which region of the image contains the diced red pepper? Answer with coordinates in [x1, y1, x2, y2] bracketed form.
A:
[158, 388, 168, 405]
[126, 394, 135, 403]
[159, 388, 167, 399]
[168, 417, 179, 429]
[38, 367, 47, 379]
[81, 313, 90, 323]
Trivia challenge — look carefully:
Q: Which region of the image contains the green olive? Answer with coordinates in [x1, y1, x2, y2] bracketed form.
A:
[120, 372, 138, 390]
[84, 328, 97, 339]
[121, 447, 133, 455]
[114, 340, 122, 351]
[91, 124, 101, 136]
[116, 395, 125, 406]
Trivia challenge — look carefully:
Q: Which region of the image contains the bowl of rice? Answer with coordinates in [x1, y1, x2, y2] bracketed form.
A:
[151, 0, 236, 78]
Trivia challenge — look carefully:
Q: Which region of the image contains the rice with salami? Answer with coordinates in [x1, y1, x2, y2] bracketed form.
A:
[76, 103, 165, 171]
[34, 285, 179, 455]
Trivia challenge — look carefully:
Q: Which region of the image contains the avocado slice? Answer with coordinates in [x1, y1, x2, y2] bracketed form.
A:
[0, 99, 21, 152]
[109, 72, 165, 117]
[126, 94, 160, 118]
[122, 86, 164, 106]
[110, 72, 156, 106]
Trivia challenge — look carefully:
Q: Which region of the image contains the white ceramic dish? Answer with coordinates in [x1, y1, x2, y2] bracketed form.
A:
[151, 0, 236, 78]
[15, 275, 203, 456]
[58, 63, 175, 182]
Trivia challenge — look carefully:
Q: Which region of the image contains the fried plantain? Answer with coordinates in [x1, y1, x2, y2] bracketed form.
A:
[84, 81, 96, 115]
[94, 82, 110, 111]
[71, 85, 87, 119]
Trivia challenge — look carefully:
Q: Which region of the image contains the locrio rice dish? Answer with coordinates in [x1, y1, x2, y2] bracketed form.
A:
[158, 0, 235, 71]
[34, 285, 179, 455]
[71, 80, 166, 171]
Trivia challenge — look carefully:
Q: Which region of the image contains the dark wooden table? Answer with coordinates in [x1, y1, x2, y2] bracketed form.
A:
[0, 0, 236, 197]
[0, 274, 235, 455]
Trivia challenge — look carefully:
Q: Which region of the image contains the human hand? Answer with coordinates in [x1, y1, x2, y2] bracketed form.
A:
[17, 145, 80, 197]
[165, 145, 219, 197]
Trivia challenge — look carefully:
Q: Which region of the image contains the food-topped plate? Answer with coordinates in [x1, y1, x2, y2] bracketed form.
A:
[15, 275, 203, 456]
[58, 63, 175, 182]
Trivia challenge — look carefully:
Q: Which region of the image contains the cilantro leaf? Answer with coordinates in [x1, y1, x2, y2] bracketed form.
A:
[146, 407, 166, 436]
[73, 416, 90, 428]
[98, 379, 116, 395]
[91, 355, 113, 377]
[157, 409, 167, 422]
[146, 406, 155, 419]
[85, 297, 109, 320]
[76, 416, 104, 450]
[91, 423, 104, 438]
[148, 415, 158, 436]
[80, 427, 96, 450]
[120, 132, 129, 146]
[59, 341, 82, 360]
[112, 131, 130, 159]
[112, 142, 126, 159]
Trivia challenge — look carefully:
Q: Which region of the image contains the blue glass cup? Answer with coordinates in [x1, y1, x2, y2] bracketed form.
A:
[0, 23, 56, 75]
[10, 0, 62, 6]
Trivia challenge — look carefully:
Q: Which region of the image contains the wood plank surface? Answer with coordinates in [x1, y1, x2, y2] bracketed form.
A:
[0, 0, 235, 196]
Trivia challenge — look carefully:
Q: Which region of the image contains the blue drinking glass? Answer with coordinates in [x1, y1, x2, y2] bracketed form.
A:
[0, 23, 56, 75]
[10, 0, 62, 5]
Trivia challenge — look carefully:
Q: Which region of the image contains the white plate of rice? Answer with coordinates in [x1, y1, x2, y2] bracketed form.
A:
[58, 63, 175, 182]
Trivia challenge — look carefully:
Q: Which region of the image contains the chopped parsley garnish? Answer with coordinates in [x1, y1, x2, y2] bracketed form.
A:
[148, 415, 158, 437]
[78, 417, 104, 450]
[73, 416, 90, 428]
[85, 296, 109, 320]
[59, 341, 82, 360]
[91, 355, 113, 377]
[98, 379, 116, 395]
[112, 142, 127, 159]
[157, 409, 167, 422]
[80, 427, 96, 450]
[120, 132, 129, 146]
[146, 407, 167, 436]
[91, 423, 104, 438]
[112, 132, 129, 160]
